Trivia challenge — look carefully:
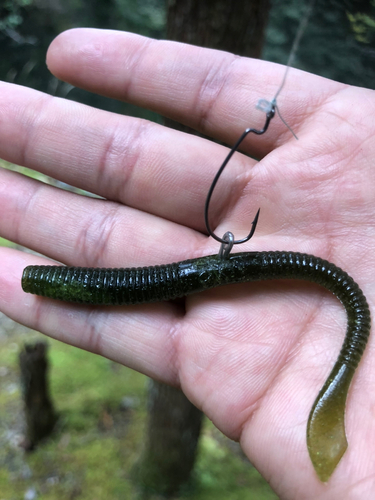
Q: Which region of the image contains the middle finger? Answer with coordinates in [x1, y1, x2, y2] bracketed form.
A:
[0, 167, 203, 267]
[0, 82, 256, 233]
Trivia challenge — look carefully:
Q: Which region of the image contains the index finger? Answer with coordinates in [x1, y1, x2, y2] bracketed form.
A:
[47, 28, 343, 157]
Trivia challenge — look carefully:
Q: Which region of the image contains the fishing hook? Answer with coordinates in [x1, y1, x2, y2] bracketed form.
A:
[204, 104, 276, 256]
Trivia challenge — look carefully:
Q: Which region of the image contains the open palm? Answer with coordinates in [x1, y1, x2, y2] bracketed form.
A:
[1, 29, 375, 499]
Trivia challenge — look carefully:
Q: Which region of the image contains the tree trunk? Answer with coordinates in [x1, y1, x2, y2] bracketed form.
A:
[19, 342, 57, 450]
[138, 0, 271, 495]
[137, 381, 203, 495]
[167, 0, 270, 58]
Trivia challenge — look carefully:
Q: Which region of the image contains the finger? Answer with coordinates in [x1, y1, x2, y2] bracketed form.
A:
[0, 247, 183, 383]
[47, 28, 343, 155]
[0, 81, 254, 232]
[0, 168, 204, 267]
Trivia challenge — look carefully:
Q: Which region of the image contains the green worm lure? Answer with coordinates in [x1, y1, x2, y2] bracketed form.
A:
[22, 250, 370, 482]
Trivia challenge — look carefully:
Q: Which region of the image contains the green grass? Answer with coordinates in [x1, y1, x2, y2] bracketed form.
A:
[0, 158, 52, 249]
[0, 157, 52, 183]
[0, 236, 14, 247]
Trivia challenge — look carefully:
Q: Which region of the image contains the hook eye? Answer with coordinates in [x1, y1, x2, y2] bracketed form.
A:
[218, 232, 234, 259]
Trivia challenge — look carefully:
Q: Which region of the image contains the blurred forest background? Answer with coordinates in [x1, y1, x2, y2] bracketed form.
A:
[1, 0, 375, 499]
[1, 0, 375, 116]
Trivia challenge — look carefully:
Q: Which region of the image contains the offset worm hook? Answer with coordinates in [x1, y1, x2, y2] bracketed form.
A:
[204, 104, 276, 254]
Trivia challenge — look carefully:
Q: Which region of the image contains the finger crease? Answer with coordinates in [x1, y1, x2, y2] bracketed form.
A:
[195, 55, 240, 134]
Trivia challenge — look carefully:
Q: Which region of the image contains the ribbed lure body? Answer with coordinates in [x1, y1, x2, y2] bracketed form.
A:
[22, 251, 371, 481]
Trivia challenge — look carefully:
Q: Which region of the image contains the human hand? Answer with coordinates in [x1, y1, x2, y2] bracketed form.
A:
[1, 28, 375, 499]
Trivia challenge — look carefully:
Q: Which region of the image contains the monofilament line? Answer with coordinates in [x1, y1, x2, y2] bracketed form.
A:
[273, 0, 317, 102]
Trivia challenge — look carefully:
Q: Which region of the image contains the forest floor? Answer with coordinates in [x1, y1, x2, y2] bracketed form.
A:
[0, 310, 278, 500]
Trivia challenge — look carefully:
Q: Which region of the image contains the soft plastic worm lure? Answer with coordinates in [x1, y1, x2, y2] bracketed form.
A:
[22, 250, 370, 481]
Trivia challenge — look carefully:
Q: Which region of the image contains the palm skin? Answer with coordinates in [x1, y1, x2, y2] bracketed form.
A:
[1, 28, 375, 499]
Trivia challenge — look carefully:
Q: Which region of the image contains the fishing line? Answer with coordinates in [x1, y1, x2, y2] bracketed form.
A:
[257, 0, 317, 139]
[205, 0, 317, 250]
[274, 0, 317, 102]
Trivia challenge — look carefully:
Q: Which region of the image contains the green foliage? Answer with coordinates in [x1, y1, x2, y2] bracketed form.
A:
[114, 0, 165, 36]
[0, 0, 166, 119]
[347, 9, 375, 43]
[0, 0, 33, 31]
[265, 0, 375, 89]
